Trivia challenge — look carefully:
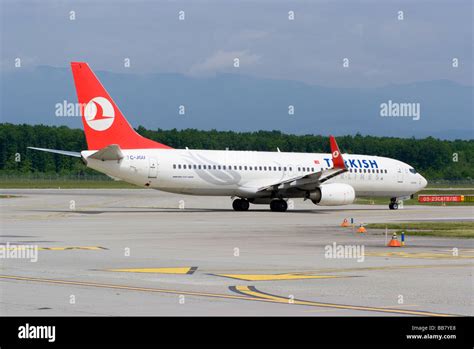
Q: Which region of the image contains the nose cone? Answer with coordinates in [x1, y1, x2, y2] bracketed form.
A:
[420, 175, 428, 189]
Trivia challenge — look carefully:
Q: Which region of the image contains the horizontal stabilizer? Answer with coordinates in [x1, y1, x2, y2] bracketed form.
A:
[28, 147, 81, 158]
[88, 144, 124, 161]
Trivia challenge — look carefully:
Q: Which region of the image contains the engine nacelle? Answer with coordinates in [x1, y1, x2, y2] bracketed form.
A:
[310, 183, 355, 206]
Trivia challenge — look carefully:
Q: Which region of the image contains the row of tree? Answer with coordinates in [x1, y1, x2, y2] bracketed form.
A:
[0, 123, 472, 180]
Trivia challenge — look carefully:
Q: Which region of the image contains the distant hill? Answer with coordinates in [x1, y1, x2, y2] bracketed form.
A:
[1, 66, 472, 140]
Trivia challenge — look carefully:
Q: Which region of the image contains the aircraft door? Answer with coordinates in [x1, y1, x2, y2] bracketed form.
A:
[397, 167, 404, 183]
[148, 158, 158, 178]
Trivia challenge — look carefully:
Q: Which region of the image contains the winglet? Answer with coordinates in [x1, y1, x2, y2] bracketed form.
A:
[329, 135, 346, 169]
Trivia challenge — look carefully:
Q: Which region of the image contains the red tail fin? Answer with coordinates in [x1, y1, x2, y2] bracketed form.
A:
[329, 135, 346, 169]
[70, 62, 172, 150]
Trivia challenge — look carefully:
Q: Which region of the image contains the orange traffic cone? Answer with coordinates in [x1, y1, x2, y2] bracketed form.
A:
[387, 233, 401, 247]
[341, 218, 350, 227]
[357, 224, 367, 233]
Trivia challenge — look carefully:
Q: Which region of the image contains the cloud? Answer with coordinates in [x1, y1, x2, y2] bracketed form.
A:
[188, 50, 261, 76]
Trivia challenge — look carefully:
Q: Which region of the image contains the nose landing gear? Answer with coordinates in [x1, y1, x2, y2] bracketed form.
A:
[389, 198, 398, 210]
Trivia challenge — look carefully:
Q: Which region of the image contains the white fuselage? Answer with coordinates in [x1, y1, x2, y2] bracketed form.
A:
[82, 148, 427, 200]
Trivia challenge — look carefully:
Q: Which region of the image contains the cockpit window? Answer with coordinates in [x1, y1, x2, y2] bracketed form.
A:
[409, 168, 417, 174]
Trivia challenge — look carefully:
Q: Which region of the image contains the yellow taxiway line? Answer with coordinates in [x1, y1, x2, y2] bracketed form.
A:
[0, 274, 457, 317]
[364, 252, 474, 259]
[232, 286, 455, 317]
[211, 273, 344, 281]
[103, 267, 197, 274]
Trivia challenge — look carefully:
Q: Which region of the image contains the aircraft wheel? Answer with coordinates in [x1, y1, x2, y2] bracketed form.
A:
[240, 199, 249, 211]
[233, 199, 249, 211]
[389, 197, 398, 210]
[232, 199, 242, 211]
[270, 201, 276, 211]
[270, 200, 287, 212]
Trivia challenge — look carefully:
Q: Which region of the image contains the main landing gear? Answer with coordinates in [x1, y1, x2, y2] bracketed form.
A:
[232, 198, 249, 211]
[232, 198, 288, 212]
[270, 199, 288, 212]
[389, 198, 399, 210]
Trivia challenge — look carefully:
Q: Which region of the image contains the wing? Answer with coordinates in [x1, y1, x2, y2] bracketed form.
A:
[257, 135, 347, 193]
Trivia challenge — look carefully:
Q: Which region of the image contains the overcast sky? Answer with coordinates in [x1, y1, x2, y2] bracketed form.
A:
[1, 0, 472, 87]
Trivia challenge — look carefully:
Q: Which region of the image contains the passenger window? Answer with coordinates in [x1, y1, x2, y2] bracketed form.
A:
[178, 164, 182, 169]
[239, 166, 242, 170]
[283, 167, 287, 171]
[278, 167, 282, 171]
[173, 164, 176, 169]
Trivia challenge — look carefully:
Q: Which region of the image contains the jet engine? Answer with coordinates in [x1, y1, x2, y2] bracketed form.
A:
[309, 183, 355, 206]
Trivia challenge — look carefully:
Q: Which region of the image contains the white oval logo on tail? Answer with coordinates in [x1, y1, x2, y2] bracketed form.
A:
[333, 150, 339, 158]
[84, 97, 115, 131]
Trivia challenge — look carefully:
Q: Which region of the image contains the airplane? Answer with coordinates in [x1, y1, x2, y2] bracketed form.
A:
[29, 62, 428, 212]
